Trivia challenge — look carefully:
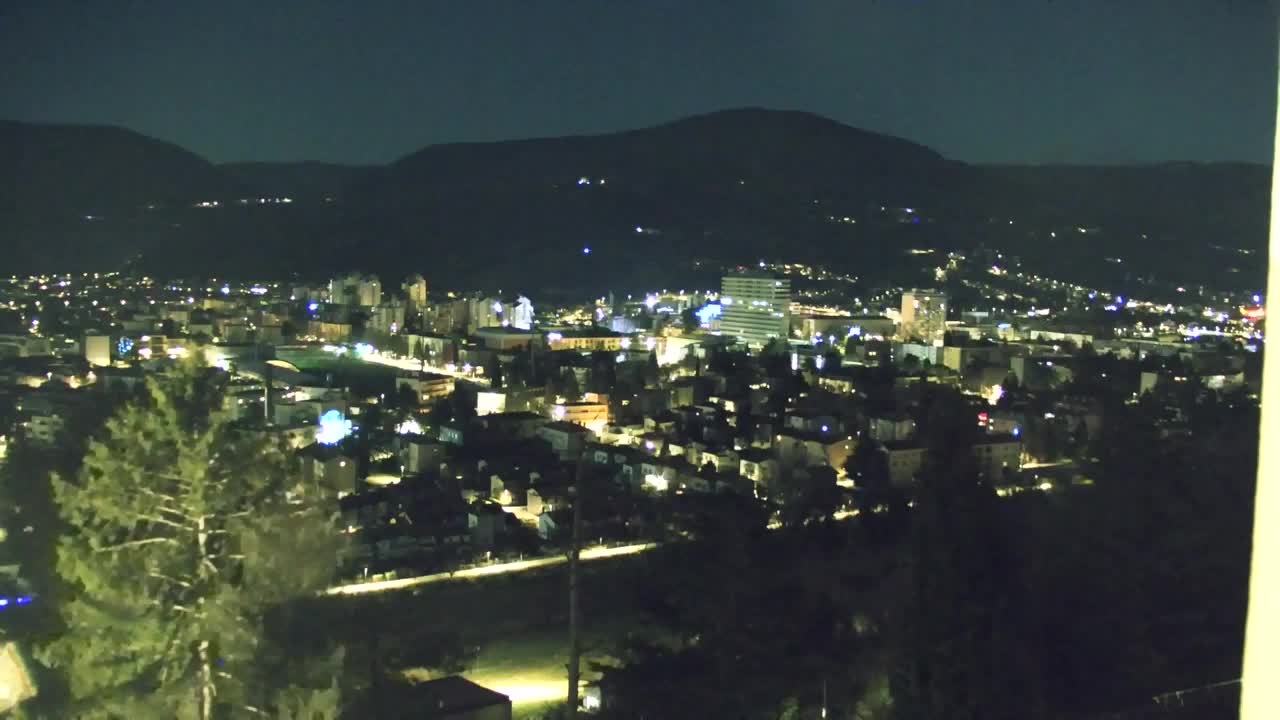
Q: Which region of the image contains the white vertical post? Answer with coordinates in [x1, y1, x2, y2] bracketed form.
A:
[1240, 17, 1280, 718]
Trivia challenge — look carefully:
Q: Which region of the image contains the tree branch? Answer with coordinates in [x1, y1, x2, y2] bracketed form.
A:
[149, 572, 194, 589]
[135, 514, 191, 531]
[97, 537, 179, 552]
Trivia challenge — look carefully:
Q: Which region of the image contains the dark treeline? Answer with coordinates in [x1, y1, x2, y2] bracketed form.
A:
[587, 387, 1256, 719]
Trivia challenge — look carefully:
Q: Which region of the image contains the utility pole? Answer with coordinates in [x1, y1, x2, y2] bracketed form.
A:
[821, 676, 828, 719]
[566, 460, 585, 718]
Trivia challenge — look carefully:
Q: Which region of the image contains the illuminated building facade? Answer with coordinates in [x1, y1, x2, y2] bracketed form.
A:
[883, 434, 1021, 487]
[512, 295, 534, 330]
[328, 273, 382, 308]
[545, 330, 625, 352]
[403, 274, 428, 313]
[372, 301, 406, 335]
[718, 272, 791, 347]
[306, 320, 354, 342]
[468, 297, 503, 334]
[899, 289, 948, 346]
[550, 398, 609, 433]
[84, 333, 111, 367]
[396, 373, 455, 402]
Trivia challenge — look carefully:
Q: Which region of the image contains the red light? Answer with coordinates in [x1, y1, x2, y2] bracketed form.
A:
[1241, 306, 1265, 321]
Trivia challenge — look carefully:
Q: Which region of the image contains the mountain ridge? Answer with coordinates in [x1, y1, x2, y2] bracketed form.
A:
[0, 109, 1269, 291]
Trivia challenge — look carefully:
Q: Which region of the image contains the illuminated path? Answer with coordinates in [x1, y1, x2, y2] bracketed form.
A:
[325, 542, 657, 597]
[358, 349, 490, 385]
[330, 511, 864, 594]
[328, 493, 1053, 595]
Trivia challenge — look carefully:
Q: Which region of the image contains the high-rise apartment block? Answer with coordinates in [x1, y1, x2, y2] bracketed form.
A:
[328, 273, 382, 308]
[403, 274, 428, 313]
[900, 289, 947, 346]
[719, 272, 791, 347]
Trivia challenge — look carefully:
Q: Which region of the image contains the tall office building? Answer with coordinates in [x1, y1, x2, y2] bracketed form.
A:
[719, 272, 791, 347]
[900, 289, 948, 346]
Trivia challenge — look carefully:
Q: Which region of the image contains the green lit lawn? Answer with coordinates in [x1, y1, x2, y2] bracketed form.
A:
[275, 349, 398, 396]
[321, 554, 652, 718]
[405, 603, 638, 718]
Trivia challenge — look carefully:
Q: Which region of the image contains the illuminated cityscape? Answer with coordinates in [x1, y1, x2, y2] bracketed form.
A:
[0, 2, 1272, 718]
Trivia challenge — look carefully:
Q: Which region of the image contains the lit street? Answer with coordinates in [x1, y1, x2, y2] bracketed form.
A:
[357, 347, 490, 385]
[325, 542, 657, 597]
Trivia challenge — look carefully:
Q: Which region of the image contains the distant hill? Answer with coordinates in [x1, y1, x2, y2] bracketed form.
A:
[219, 161, 374, 202]
[964, 162, 1272, 287]
[0, 119, 239, 215]
[334, 108, 971, 290]
[0, 120, 245, 270]
[0, 111, 1269, 291]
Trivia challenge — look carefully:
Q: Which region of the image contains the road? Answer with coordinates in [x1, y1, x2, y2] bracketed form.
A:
[327, 480, 1074, 596]
[357, 348, 490, 385]
[325, 542, 657, 597]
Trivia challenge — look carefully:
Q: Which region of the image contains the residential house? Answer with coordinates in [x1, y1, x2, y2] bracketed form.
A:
[438, 422, 467, 446]
[587, 443, 644, 491]
[538, 509, 573, 541]
[15, 384, 89, 446]
[381, 677, 512, 720]
[402, 436, 447, 474]
[817, 371, 856, 395]
[784, 409, 840, 434]
[549, 398, 609, 433]
[468, 503, 507, 549]
[739, 448, 780, 494]
[536, 421, 595, 460]
[299, 444, 358, 497]
[397, 372, 455, 402]
[636, 456, 685, 493]
[527, 486, 570, 516]
[774, 429, 855, 474]
[868, 415, 916, 443]
[883, 434, 1022, 487]
[477, 411, 546, 440]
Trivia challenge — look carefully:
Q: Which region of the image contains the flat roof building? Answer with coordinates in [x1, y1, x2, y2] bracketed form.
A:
[719, 272, 790, 348]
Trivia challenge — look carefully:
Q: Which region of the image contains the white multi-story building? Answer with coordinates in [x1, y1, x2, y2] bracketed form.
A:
[511, 295, 534, 330]
[468, 297, 503, 334]
[402, 274, 428, 313]
[84, 334, 112, 367]
[23, 414, 64, 446]
[328, 273, 382, 307]
[719, 272, 790, 347]
[900, 289, 948, 346]
[883, 435, 1021, 487]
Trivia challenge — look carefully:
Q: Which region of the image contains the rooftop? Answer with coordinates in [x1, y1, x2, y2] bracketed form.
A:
[541, 420, 594, 434]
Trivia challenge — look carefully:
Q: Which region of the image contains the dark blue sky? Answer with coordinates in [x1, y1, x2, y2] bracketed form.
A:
[1, 0, 1275, 164]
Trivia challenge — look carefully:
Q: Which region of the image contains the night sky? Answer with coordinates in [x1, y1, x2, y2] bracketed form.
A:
[1, 0, 1275, 165]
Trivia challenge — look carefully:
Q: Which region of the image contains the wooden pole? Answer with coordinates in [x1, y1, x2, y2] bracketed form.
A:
[567, 461, 585, 718]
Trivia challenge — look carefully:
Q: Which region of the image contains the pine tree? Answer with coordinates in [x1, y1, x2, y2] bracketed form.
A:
[890, 390, 1043, 720]
[484, 354, 504, 390]
[560, 368, 581, 402]
[587, 351, 616, 395]
[643, 350, 660, 387]
[271, 680, 342, 720]
[38, 357, 345, 719]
